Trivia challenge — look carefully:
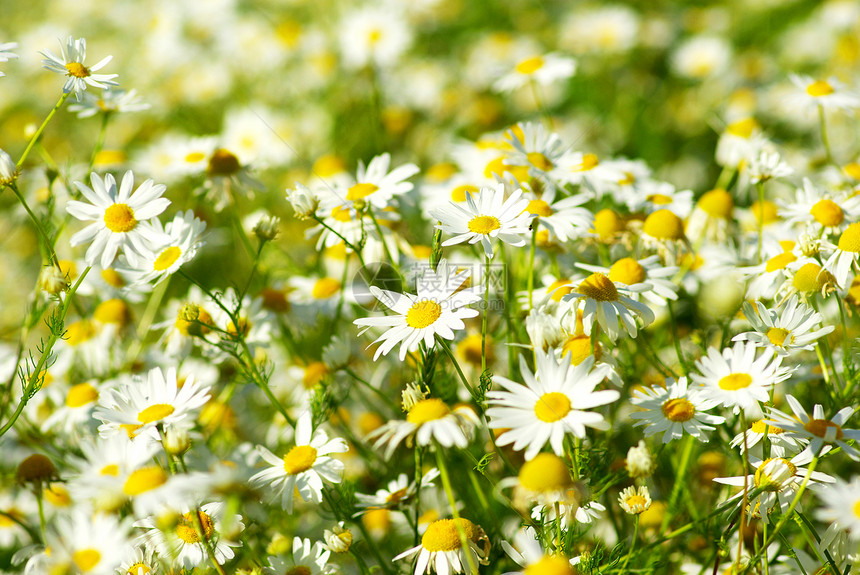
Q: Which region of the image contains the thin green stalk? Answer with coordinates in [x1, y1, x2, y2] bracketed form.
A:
[818, 104, 835, 165]
[35, 491, 47, 543]
[663, 434, 695, 532]
[737, 413, 751, 571]
[230, 209, 256, 258]
[17, 92, 71, 170]
[666, 301, 687, 372]
[527, 226, 537, 311]
[757, 182, 765, 264]
[9, 182, 60, 267]
[311, 215, 367, 268]
[127, 275, 171, 363]
[482, 255, 491, 374]
[619, 516, 639, 573]
[367, 208, 400, 276]
[435, 448, 480, 575]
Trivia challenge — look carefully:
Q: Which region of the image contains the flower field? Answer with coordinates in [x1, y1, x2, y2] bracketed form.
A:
[2, 0, 860, 574]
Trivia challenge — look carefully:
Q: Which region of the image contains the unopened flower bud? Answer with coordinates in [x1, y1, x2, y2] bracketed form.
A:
[0, 149, 17, 186]
[17, 454, 57, 488]
[162, 427, 191, 456]
[39, 264, 70, 295]
[179, 303, 201, 323]
[626, 440, 656, 479]
[286, 183, 319, 220]
[253, 214, 280, 242]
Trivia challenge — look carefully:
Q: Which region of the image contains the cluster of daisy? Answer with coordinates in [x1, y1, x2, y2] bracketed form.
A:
[2, 1, 860, 574]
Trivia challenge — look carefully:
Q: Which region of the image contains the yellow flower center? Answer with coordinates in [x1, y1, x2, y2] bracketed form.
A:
[312, 277, 341, 299]
[751, 200, 779, 224]
[207, 148, 241, 176]
[515, 56, 545, 74]
[765, 252, 796, 273]
[661, 398, 696, 422]
[526, 152, 554, 171]
[44, 483, 71, 506]
[804, 418, 844, 440]
[718, 373, 753, 391]
[175, 306, 213, 336]
[806, 80, 835, 97]
[526, 199, 553, 217]
[185, 152, 206, 164]
[726, 118, 757, 138]
[524, 556, 575, 575]
[153, 246, 182, 271]
[534, 392, 572, 422]
[426, 162, 457, 182]
[854, 500, 860, 520]
[838, 223, 860, 252]
[608, 258, 646, 285]
[175, 511, 215, 543]
[810, 199, 844, 227]
[793, 263, 834, 293]
[103, 203, 137, 233]
[227, 317, 250, 337]
[545, 278, 572, 302]
[407, 398, 450, 425]
[518, 453, 573, 492]
[468, 214, 501, 235]
[100, 464, 119, 476]
[643, 209, 685, 240]
[451, 184, 478, 202]
[303, 362, 329, 389]
[101, 268, 126, 287]
[754, 458, 797, 492]
[698, 188, 734, 219]
[385, 487, 409, 504]
[137, 403, 175, 424]
[592, 208, 624, 239]
[330, 205, 353, 223]
[624, 494, 648, 509]
[94, 298, 130, 325]
[363, 508, 392, 532]
[65, 320, 98, 346]
[845, 162, 860, 180]
[766, 327, 792, 347]
[577, 273, 619, 302]
[484, 157, 530, 181]
[65, 62, 90, 78]
[283, 445, 318, 474]
[647, 193, 674, 205]
[562, 334, 598, 365]
[127, 562, 152, 574]
[421, 518, 479, 552]
[346, 183, 379, 201]
[750, 419, 785, 434]
[576, 153, 599, 171]
[123, 466, 168, 496]
[405, 300, 442, 329]
[313, 154, 346, 177]
[72, 549, 101, 572]
[17, 454, 56, 483]
[66, 383, 99, 408]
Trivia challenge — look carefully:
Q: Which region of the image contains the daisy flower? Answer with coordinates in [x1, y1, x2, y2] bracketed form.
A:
[486, 350, 620, 460]
[354, 259, 481, 361]
[618, 485, 651, 514]
[779, 179, 860, 235]
[814, 476, 860, 541]
[0, 41, 17, 77]
[394, 517, 490, 575]
[334, 152, 420, 210]
[250, 411, 348, 513]
[120, 210, 206, 286]
[560, 272, 655, 340]
[42, 509, 131, 575]
[430, 183, 532, 259]
[498, 452, 578, 513]
[368, 395, 478, 459]
[355, 468, 440, 511]
[40, 37, 118, 100]
[338, 6, 412, 70]
[824, 222, 860, 286]
[494, 52, 576, 92]
[748, 150, 794, 185]
[733, 296, 834, 356]
[41, 380, 104, 436]
[135, 502, 243, 569]
[576, 255, 680, 308]
[266, 537, 337, 575]
[788, 74, 860, 112]
[67, 87, 149, 119]
[729, 418, 805, 458]
[521, 186, 593, 242]
[66, 171, 170, 269]
[690, 341, 792, 414]
[505, 123, 572, 185]
[714, 448, 834, 517]
[630, 376, 726, 444]
[765, 395, 860, 460]
[501, 526, 575, 575]
[93, 366, 212, 443]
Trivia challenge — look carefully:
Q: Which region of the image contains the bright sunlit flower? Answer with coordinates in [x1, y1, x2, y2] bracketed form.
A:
[779, 178, 860, 234]
[250, 411, 348, 513]
[630, 376, 726, 443]
[788, 74, 860, 112]
[0, 41, 18, 77]
[119, 210, 206, 286]
[266, 537, 337, 575]
[814, 477, 860, 541]
[618, 485, 651, 514]
[40, 36, 118, 99]
[494, 52, 576, 92]
[560, 272, 655, 340]
[733, 296, 834, 356]
[825, 222, 860, 286]
[394, 517, 490, 575]
[487, 350, 620, 460]
[66, 171, 170, 269]
[766, 395, 860, 460]
[67, 87, 149, 119]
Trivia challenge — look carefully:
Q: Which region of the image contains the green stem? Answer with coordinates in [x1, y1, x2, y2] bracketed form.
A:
[619, 516, 639, 573]
[663, 434, 695, 531]
[368, 208, 400, 276]
[312, 215, 367, 268]
[482, 255, 491, 374]
[17, 92, 71, 170]
[818, 104, 835, 166]
[527, 226, 537, 311]
[35, 490, 47, 543]
[9, 182, 60, 267]
[126, 275, 171, 363]
[757, 182, 765, 265]
[435, 448, 480, 575]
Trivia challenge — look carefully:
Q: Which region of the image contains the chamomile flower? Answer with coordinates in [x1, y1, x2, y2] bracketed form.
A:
[41, 380, 104, 436]
[43, 509, 131, 575]
[67, 87, 149, 119]
[494, 52, 576, 92]
[714, 449, 834, 517]
[788, 74, 860, 112]
[505, 123, 571, 184]
[135, 502, 243, 569]
[779, 179, 860, 234]
[0, 41, 17, 77]
[486, 351, 620, 460]
[814, 476, 860, 541]
[733, 297, 834, 356]
[576, 255, 680, 308]
[765, 395, 860, 460]
[690, 341, 792, 415]
[40, 37, 118, 99]
[630, 376, 725, 444]
[66, 171, 170, 269]
[339, 7, 412, 70]
[748, 150, 794, 185]
[501, 526, 575, 575]
[250, 411, 348, 513]
[119, 210, 206, 286]
[730, 418, 805, 458]
[499, 452, 578, 513]
[560, 272, 655, 340]
[333, 153, 420, 210]
[394, 517, 490, 575]
[356, 468, 440, 511]
[266, 537, 337, 575]
[93, 366, 212, 444]
[521, 186, 593, 242]
[354, 259, 481, 361]
[824, 222, 860, 286]
[431, 183, 532, 259]
[618, 485, 651, 514]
